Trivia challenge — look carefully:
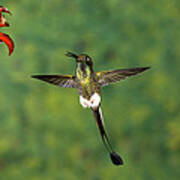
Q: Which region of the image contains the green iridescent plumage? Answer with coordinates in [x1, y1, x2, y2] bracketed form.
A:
[32, 53, 149, 94]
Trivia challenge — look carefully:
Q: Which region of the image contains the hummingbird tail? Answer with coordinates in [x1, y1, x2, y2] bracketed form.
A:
[91, 107, 123, 166]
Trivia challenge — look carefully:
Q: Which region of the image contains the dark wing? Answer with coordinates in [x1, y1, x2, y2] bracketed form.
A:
[96, 67, 150, 87]
[31, 75, 77, 88]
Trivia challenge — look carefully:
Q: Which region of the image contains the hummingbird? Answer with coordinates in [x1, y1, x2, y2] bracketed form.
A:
[32, 52, 150, 166]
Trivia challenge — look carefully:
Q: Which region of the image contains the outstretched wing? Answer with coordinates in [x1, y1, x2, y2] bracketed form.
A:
[31, 75, 77, 88]
[96, 67, 150, 87]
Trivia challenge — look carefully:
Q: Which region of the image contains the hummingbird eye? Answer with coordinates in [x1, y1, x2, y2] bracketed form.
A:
[86, 56, 90, 61]
[85, 56, 93, 66]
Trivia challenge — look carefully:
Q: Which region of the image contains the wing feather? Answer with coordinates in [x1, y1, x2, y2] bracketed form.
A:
[31, 75, 77, 88]
[96, 67, 150, 86]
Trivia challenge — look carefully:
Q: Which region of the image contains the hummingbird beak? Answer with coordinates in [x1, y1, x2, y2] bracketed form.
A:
[65, 52, 78, 60]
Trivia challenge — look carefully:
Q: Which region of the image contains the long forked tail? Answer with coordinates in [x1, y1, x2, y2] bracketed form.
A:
[91, 106, 123, 166]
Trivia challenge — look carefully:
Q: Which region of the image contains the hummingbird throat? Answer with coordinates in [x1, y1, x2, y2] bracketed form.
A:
[76, 62, 91, 80]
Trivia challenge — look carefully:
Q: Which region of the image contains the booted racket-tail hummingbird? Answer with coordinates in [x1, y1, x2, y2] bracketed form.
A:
[32, 52, 150, 166]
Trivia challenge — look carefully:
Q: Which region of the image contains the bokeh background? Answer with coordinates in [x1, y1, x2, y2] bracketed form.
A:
[0, 0, 179, 179]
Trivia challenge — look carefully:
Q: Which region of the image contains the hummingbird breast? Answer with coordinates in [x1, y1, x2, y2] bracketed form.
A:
[77, 78, 99, 99]
[77, 75, 101, 109]
[76, 63, 97, 96]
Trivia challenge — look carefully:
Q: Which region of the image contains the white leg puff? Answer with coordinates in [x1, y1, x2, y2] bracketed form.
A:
[80, 96, 89, 108]
[80, 93, 101, 109]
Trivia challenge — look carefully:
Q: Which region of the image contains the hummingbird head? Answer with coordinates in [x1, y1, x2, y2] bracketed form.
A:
[66, 51, 93, 68]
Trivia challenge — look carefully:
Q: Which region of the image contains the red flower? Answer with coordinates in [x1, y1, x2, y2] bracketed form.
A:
[0, 6, 14, 56]
[0, 32, 14, 56]
[0, 6, 11, 27]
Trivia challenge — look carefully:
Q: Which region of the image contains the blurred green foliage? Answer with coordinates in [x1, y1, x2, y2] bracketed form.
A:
[0, 0, 179, 179]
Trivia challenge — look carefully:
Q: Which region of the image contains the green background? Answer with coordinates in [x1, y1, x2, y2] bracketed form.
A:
[0, 0, 179, 179]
